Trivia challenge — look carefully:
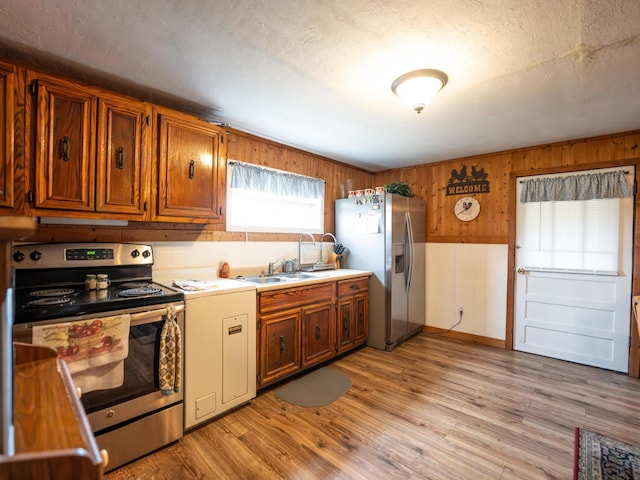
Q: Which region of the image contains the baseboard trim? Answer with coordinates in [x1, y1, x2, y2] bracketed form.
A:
[422, 326, 506, 349]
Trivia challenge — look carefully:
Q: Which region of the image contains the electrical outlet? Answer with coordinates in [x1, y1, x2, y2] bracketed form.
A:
[458, 306, 464, 315]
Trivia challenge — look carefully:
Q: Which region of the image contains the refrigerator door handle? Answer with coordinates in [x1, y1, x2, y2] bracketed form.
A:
[405, 211, 414, 293]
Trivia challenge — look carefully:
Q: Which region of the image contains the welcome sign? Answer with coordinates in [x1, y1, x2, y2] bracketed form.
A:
[446, 164, 490, 196]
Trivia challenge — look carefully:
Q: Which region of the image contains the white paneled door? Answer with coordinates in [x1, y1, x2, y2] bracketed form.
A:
[514, 168, 634, 373]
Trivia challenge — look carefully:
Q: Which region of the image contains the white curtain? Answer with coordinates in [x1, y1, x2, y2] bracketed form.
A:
[229, 161, 324, 200]
[226, 161, 325, 234]
[517, 168, 633, 274]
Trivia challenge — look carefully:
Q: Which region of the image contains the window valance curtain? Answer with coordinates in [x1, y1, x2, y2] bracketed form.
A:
[520, 170, 631, 203]
[229, 161, 324, 199]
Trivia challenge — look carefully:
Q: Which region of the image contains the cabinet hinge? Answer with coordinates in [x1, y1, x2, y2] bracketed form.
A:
[145, 115, 150, 126]
[256, 373, 260, 384]
[220, 135, 224, 144]
[257, 320, 261, 330]
[143, 201, 148, 211]
[219, 207, 223, 216]
[29, 80, 38, 96]
[26, 191, 33, 204]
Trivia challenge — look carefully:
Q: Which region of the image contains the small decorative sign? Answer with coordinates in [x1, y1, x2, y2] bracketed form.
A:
[446, 164, 490, 196]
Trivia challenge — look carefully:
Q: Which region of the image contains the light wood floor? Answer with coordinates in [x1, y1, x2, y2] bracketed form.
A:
[105, 334, 640, 479]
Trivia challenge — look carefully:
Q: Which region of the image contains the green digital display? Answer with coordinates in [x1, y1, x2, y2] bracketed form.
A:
[65, 248, 114, 261]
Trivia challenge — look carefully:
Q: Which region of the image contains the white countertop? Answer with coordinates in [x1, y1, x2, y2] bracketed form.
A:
[157, 277, 256, 299]
[245, 268, 372, 292]
[156, 268, 372, 297]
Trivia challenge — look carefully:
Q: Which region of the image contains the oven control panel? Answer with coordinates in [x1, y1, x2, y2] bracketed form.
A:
[65, 248, 115, 261]
[12, 243, 154, 269]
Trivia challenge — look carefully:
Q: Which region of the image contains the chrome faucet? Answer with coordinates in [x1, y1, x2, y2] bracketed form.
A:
[268, 258, 294, 275]
[268, 258, 283, 275]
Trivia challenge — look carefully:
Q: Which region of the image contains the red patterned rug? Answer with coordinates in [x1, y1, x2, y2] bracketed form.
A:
[574, 427, 640, 479]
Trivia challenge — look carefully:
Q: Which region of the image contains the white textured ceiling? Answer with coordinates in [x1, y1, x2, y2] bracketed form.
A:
[1, 0, 639, 172]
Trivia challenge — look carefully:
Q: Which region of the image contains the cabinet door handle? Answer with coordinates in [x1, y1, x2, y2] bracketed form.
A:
[116, 147, 124, 169]
[188, 159, 195, 179]
[315, 325, 321, 341]
[60, 136, 70, 161]
[343, 317, 349, 332]
[350, 284, 359, 290]
[279, 335, 285, 353]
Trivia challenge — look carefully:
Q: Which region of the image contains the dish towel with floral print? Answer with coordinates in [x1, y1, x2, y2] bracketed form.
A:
[32, 314, 130, 394]
[159, 305, 182, 395]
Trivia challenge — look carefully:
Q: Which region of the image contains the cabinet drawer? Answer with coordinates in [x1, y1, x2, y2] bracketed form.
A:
[259, 283, 334, 315]
[337, 277, 369, 297]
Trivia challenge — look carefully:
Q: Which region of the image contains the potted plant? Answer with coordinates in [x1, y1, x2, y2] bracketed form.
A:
[383, 182, 414, 197]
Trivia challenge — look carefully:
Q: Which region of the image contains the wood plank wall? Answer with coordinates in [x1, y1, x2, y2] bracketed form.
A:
[16, 120, 640, 377]
[29, 129, 640, 244]
[225, 129, 374, 237]
[375, 131, 640, 244]
[26, 129, 373, 243]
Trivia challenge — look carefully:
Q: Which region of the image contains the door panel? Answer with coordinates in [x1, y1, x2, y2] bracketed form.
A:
[514, 168, 634, 372]
[0, 62, 15, 208]
[96, 97, 148, 216]
[515, 270, 629, 371]
[301, 302, 334, 367]
[32, 75, 95, 211]
[157, 113, 222, 220]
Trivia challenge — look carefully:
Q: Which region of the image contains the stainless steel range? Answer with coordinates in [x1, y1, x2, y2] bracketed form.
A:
[11, 242, 185, 472]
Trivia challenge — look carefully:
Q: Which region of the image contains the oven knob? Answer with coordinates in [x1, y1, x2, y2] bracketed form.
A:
[142, 249, 151, 258]
[30, 250, 42, 261]
[13, 251, 25, 262]
[131, 249, 140, 258]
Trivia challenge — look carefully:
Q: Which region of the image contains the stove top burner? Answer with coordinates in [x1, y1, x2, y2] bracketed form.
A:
[118, 282, 152, 289]
[28, 296, 74, 307]
[118, 287, 164, 298]
[29, 288, 76, 298]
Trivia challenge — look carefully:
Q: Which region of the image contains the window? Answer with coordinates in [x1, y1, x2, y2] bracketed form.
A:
[226, 160, 325, 234]
[517, 168, 632, 274]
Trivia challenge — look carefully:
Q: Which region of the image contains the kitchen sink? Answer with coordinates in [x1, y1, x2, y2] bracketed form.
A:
[237, 273, 318, 284]
[239, 276, 284, 284]
[279, 273, 317, 280]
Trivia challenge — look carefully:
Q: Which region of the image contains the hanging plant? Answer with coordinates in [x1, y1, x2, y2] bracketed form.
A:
[384, 181, 414, 197]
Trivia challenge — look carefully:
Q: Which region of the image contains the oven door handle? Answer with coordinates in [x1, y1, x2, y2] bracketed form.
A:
[130, 304, 184, 326]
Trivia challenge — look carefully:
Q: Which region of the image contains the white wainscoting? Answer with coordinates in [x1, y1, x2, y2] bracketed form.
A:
[426, 243, 508, 340]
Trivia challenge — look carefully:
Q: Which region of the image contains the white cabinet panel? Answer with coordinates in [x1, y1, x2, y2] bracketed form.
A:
[184, 290, 256, 430]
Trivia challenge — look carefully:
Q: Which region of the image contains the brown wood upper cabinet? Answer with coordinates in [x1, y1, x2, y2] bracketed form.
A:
[155, 109, 225, 223]
[26, 70, 150, 218]
[0, 61, 16, 210]
[96, 95, 150, 216]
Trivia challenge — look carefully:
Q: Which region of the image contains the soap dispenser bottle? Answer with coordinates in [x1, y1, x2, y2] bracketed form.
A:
[219, 261, 230, 278]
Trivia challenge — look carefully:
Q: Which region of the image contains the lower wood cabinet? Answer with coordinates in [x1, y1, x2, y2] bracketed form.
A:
[301, 301, 335, 367]
[257, 276, 369, 389]
[337, 277, 369, 353]
[259, 308, 301, 386]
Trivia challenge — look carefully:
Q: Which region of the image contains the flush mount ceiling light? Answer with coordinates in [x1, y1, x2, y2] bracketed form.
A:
[391, 69, 448, 114]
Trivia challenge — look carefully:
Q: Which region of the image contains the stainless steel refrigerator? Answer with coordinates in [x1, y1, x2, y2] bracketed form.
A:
[335, 194, 425, 351]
